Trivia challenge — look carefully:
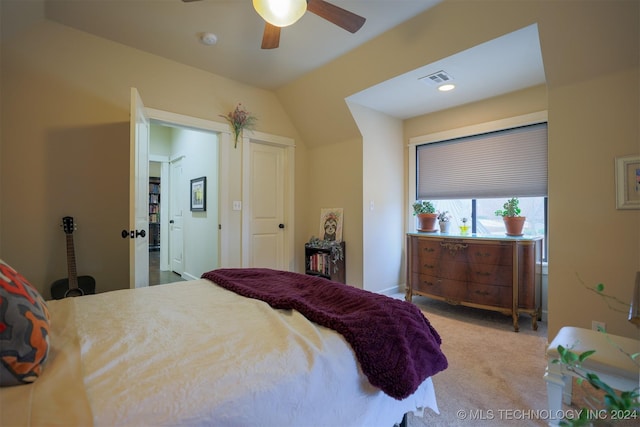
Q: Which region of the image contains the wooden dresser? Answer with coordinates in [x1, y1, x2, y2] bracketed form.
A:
[406, 233, 543, 332]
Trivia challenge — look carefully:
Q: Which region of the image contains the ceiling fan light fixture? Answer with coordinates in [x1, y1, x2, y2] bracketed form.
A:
[253, 0, 307, 27]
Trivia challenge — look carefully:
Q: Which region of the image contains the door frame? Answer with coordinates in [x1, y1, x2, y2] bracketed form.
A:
[241, 131, 295, 271]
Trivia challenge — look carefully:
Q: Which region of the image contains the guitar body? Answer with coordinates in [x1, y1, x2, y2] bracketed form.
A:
[50, 216, 96, 300]
[50, 276, 96, 300]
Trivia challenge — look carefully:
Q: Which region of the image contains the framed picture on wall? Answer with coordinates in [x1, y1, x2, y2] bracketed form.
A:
[615, 155, 640, 209]
[319, 208, 343, 242]
[190, 176, 206, 212]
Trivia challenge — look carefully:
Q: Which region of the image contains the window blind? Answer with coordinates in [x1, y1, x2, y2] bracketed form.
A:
[416, 122, 547, 200]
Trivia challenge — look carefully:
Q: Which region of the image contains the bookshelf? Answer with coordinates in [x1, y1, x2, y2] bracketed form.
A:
[149, 177, 160, 251]
[304, 241, 345, 283]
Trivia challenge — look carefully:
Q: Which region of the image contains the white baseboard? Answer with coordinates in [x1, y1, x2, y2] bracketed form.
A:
[376, 285, 404, 297]
[182, 272, 199, 281]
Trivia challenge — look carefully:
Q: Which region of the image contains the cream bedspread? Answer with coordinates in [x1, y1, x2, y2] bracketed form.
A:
[1, 279, 438, 426]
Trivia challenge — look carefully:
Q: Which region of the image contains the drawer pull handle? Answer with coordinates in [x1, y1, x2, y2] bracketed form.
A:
[423, 264, 435, 269]
[475, 290, 490, 296]
[440, 242, 468, 255]
[422, 247, 435, 253]
[475, 271, 491, 277]
[422, 281, 435, 287]
[475, 252, 490, 257]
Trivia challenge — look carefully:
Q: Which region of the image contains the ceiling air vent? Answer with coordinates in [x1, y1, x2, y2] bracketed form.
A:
[419, 70, 454, 86]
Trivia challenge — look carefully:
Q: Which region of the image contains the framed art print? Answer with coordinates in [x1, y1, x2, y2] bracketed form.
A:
[615, 155, 640, 209]
[190, 176, 206, 212]
[319, 208, 343, 242]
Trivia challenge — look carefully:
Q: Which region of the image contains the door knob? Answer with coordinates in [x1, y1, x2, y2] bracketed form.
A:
[121, 229, 147, 239]
[170, 220, 175, 224]
[279, 223, 285, 229]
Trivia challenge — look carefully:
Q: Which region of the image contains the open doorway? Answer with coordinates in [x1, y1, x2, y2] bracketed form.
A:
[148, 163, 183, 285]
[147, 123, 219, 285]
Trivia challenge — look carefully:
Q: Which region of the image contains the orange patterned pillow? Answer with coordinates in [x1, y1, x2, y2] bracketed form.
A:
[0, 259, 51, 386]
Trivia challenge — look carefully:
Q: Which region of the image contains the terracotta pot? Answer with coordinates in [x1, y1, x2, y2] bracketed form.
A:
[416, 213, 438, 232]
[503, 216, 526, 236]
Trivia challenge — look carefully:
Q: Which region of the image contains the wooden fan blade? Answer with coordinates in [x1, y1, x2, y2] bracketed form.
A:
[307, 0, 366, 33]
[262, 23, 281, 49]
[181, 0, 202, 2]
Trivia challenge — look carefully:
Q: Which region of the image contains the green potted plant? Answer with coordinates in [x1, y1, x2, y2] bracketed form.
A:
[412, 200, 437, 232]
[494, 197, 526, 236]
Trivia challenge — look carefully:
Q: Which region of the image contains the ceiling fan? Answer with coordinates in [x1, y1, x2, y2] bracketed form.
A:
[182, 0, 366, 49]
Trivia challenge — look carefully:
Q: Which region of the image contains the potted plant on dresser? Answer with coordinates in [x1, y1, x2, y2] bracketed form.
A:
[495, 197, 526, 236]
[412, 200, 437, 232]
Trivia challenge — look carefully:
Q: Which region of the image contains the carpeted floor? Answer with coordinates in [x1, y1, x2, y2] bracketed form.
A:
[402, 296, 634, 427]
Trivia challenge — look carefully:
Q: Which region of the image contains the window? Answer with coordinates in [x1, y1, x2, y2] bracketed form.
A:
[413, 120, 548, 260]
[429, 197, 547, 241]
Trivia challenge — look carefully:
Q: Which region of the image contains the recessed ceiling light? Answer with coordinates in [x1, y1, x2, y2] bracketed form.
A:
[438, 84, 456, 92]
[199, 33, 218, 46]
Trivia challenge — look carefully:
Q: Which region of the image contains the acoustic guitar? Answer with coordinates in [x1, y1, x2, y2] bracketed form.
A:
[50, 216, 96, 299]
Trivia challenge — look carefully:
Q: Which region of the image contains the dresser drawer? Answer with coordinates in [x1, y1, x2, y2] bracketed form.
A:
[465, 243, 512, 266]
[435, 261, 514, 286]
[412, 271, 512, 308]
[466, 282, 512, 308]
[411, 273, 467, 301]
[412, 238, 442, 262]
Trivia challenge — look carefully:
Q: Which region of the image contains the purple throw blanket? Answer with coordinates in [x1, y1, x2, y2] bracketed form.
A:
[201, 268, 448, 400]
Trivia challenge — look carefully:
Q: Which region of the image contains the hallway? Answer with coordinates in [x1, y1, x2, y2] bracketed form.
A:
[149, 250, 184, 286]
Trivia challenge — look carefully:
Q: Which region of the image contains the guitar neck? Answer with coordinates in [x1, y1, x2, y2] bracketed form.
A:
[66, 234, 79, 289]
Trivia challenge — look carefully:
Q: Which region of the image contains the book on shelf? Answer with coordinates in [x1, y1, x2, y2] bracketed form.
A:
[309, 252, 332, 275]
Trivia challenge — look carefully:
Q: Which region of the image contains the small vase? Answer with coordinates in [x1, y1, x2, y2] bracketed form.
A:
[233, 129, 241, 148]
[439, 221, 451, 233]
[459, 224, 470, 235]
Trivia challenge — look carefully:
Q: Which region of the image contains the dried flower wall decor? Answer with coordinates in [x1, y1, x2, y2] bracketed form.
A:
[219, 103, 258, 148]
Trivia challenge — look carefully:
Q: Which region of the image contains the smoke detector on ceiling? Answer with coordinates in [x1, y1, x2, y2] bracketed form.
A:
[199, 32, 218, 46]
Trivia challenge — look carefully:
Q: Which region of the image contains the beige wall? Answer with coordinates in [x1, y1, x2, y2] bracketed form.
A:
[306, 137, 363, 288]
[0, 17, 305, 295]
[349, 102, 405, 294]
[404, 85, 548, 138]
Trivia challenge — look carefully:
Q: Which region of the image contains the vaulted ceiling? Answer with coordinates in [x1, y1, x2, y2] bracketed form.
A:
[42, 0, 545, 119]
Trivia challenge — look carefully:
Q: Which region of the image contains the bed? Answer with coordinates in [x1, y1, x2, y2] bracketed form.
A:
[1, 263, 447, 426]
